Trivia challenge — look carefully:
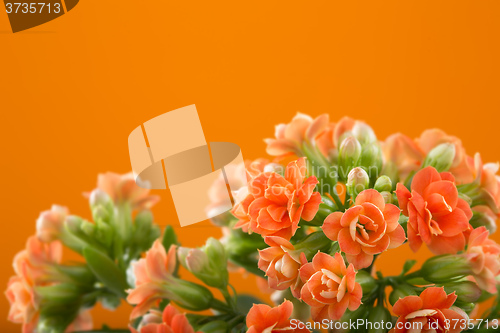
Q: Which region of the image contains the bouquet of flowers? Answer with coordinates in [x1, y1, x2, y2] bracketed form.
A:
[6, 113, 500, 333]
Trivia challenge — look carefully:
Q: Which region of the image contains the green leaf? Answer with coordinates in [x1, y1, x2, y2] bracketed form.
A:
[236, 294, 264, 313]
[83, 246, 128, 298]
[162, 225, 179, 250]
[402, 259, 417, 275]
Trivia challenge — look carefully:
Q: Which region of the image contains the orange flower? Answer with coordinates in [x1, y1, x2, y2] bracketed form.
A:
[246, 300, 310, 333]
[258, 236, 307, 298]
[265, 113, 330, 158]
[89, 172, 160, 210]
[390, 287, 466, 333]
[396, 167, 472, 254]
[36, 205, 69, 243]
[5, 275, 38, 333]
[299, 252, 362, 321]
[465, 226, 500, 294]
[382, 133, 425, 181]
[130, 305, 201, 333]
[232, 158, 322, 240]
[127, 240, 177, 319]
[322, 189, 406, 269]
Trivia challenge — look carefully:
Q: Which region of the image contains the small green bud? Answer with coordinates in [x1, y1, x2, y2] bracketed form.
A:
[80, 220, 96, 237]
[347, 167, 370, 200]
[165, 279, 213, 311]
[442, 281, 481, 303]
[358, 144, 383, 177]
[423, 143, 456, 172]
[380, 191, 393, 204]
[339, 136, 362, 177]
[352, 122, 377, 145]
[421, 255, 473, 283]
[389, 283, 417, 306]
[374, 176, 392, 192]
[355, 270, 377, 295]
[368, 306, 392, 333]
[470, 210, 497, 234]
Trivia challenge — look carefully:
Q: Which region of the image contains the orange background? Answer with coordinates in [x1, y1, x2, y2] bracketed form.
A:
[1, 1, 500, 331]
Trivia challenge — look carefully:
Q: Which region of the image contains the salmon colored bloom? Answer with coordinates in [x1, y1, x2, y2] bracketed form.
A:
[258, 236, 307, 298]
[127, 240, 177, 319]
[232, 158, 322, 239]
[265, 113, 330, 157]
[396, 167, 472, 255]
[5, 275, 38, 333]
[246, 300, 310, 333]
[88, 172, 160, 210]
[465, 226, 500, 294]
[36, 205, 69, 243]
[13, 236, 62, 283]
[382, 133, 425, 181]
[299, 252, 362, 321]
[130, 305, 201, 333]
[66, 310, 93, 332]
[322, 189, 406, 269]
[390, 287, 466, 333]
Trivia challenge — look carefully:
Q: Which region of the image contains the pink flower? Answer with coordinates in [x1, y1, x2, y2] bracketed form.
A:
[396, 167, 472, 254]
[465, 226, 500, 294]
[89, 172, 160, 210]
[299, 252, 362, 321]
[36, 205, 69, 243]
[127, 240, 177, 319]
[390, 287, 466, 333]
[232, 158, 322, 239]
[130, 305, 201, 333]
[322, 189, 406, 269]
[258, 236, 307, 298]
[246, 300, 310, 333]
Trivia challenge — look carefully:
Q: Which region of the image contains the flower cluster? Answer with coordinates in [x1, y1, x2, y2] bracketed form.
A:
[6, 113, 500, 333]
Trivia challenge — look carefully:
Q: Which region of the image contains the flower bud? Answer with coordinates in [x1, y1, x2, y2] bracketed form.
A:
[179, 238, 229, 289]
[380, 191, 393, 204]
[36, 205, 69, 243]
[352, 122, 377, 145]
[264, 163, 284, 174]
[389, 283, 417, 306]
[374, 176, 392, 192]
[347, 167, 369, 200]
[339, 136, 362, 178]
[80, 220, 96, 237]
[470, 210, 497, 234]
[367, 306, 392, 333]
[358, 143, 383, 176]
[89, 189, 112, 208]
[165, 279, 213, 311]
[421, 255, 473, 283]
[198, 321, 228, 333]
[89, 189, 114, 223]
[442, 281, 481, 303]
[423, 143, 456, 172]
[355, 270, 377, 295]
[290, 231, 332, 261]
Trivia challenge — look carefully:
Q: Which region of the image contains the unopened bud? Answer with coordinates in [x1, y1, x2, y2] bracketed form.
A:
[374, 176, 392, 192]
[339, 136, 362, 177]
[347, 167, 369, 200]
[421, 255, 473, 283]
[368, 306, 392, 333]
[470, 210, 497, 234]
[442, 281, 481, 303]
[89, 189, 112, 208]
[358, 143, 383, 175]
[380, 191, 393, 204]
[423, 143, 456, 172]
[352, 122, 377, 145]
[291, 231, 332, 261]
[389, 283, 417, 306]
[165, 279, 213, 311]
[80, 220, 96, 237]
[356, 270, 377, 295]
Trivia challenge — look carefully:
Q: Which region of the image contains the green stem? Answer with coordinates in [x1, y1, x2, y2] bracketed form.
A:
[404, 270, 423, 281]
[210, 298, 234, 313]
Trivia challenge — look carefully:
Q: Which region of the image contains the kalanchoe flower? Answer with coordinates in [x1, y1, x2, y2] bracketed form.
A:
[464, 226, 500, 294]
[87, 172, 160, 210]
[423, 143, 456, 173]
[36, 205, 69, 243]
[5, 275, 38, 333]
[130, 305, 201, 333]
[346, 167, 369, 200]
[264, 113, 331, 158]
[396, 166, 473, 254]
[390, 287, 467, 333]
[322, 189, 406, 269]
[232, 158, 322, 240]
[246, 300, 310, 333]
[258, 236, 307, 298]
[127, 240, 213, 319]
[299, 252, 362, 321]
[382, 133, 425, 182]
